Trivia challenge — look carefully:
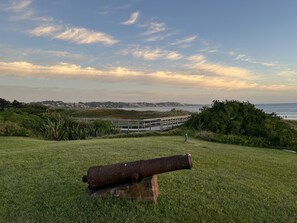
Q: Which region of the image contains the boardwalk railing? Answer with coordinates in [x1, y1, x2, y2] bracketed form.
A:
[75, 115, 191, 132]
[111, 115, 191, 132]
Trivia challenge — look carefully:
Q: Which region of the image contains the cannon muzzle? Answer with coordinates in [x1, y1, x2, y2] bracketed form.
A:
[83, 153, 192, 190]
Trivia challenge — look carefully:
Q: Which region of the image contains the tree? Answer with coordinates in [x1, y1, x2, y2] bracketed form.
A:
[12, 100, 24, 108]
[0, 98, 11, 110]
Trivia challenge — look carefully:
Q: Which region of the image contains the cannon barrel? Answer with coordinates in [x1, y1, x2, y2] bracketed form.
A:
[83, 153, 192, 190]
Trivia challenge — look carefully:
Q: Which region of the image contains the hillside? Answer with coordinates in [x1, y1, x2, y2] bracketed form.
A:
[1, 136, 296, 222]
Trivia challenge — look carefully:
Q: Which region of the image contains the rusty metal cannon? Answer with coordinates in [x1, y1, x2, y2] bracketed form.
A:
[82, 154, 192, 203]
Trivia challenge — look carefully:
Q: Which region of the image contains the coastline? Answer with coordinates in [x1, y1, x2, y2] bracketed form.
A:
[121, 103, 297, 120]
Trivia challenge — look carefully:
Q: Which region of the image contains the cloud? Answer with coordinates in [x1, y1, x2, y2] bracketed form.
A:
[200, 48, 219, 53]
[197, 63, 254, 79]
[125, 47, 183, 60]
[32, 49, 83, 59]
[276, 70, 297, 83]
[3, 0, 34, 21]
[228, 51, 235, 56]
[44, 50, 83, 59]
[29, 25, 119, 45]
[188, 55, 206, 63]
[121, 11, 140, 25]
[0, 46, 84, 60]
[0, 60, 258, 90]
[277, 70, 297, 78]
[144, 31, 177, 42]
[4, 1, 118, 45]
[2, 0, 53, 22]
[131, 48, 162, 60]
[259, 85, 297, 91]
[232, 52, 278, 67]
[29, 25, 61, 36]
[9, 10, 32, 20]
[0, 61, 142, 79]
[148, 71, 257, 90]
[165, 52, 182, 60]
[2, 60, 295, 92]
[142, 22, 166, 35]
[5, 0, 32, 12]
[55, 27, 118, 45]
[169, 35, 197, 45]
[97, 3, 132, 16]
[188, 54, 297, 90]
[144, 35, 166, 42]
[188, 54, 255, 80]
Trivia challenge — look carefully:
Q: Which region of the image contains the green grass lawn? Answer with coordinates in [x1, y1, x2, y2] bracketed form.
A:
[0, 136, 296, 223]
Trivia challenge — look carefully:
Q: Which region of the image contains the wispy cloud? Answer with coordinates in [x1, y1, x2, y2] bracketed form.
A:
[144, 36, 166, 42]
[55, 27, 118, 45]
[29, 25, 119, 45]
[0, 46, 84, 60]
[97, 3, 132, 16]
[4, 0, 32, 12]
[97, 4, 113, 15]
[124, 47, 183, 60]
[169, 35, 197, 46]
[144, 31, 177, 42]
[259, 85, 297, 91]
[146, 71, 257, 90]
[45, 50, 83, 59]
[200, 48, 219, 53]
[29, 25, 61, 36]
[166, 52, 182, 60]
[142, 22, 166, 35]
[276, 70, 297, 83]
[2, 0, 53, 21]
[229, 52, 278, 67]
[3, 0, 34, 20]
[0, 61, 143, 80]
[188, 54, 256, 80]
[121, 11, 140, 25]
[277, 70, 297, 78]
[188, 55, 206, 63]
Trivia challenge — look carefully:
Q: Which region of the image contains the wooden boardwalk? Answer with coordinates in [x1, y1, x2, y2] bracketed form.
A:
[111, 115, 191, 132]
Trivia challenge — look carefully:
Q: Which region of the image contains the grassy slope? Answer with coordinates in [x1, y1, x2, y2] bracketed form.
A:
[0, 136, 296, 223]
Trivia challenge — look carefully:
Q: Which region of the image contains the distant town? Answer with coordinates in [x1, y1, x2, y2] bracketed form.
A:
[34, 100, 199, 109]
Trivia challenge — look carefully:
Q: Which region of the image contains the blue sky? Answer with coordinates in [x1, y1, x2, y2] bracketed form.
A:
[0, 0, 297, 103]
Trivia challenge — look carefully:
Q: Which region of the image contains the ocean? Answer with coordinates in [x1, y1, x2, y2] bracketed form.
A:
[121, 103, 297, 120]
[256, 103, 297, 120]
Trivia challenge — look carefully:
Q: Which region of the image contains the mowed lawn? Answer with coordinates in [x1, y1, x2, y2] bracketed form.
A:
[0, 136, 296, 223]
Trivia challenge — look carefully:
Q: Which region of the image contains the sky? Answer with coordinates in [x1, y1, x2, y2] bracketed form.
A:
[0, 0, 297, 104]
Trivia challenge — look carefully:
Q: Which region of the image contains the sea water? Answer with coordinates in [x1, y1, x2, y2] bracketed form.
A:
[256, 103, 297, 120]
[121, 103, 297, 120]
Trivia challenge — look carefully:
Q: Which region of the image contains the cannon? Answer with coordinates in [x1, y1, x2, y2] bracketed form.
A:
[82, 153, 192, 191]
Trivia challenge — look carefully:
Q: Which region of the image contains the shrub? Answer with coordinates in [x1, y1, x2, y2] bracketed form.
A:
[67, 120, 89, 140]
[40, 113, 116, 140]
[92, 119, 114, 136]
[41, 113, 68, 140]
[187, 100, 297, 150]
[0, 121, 29, 136]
